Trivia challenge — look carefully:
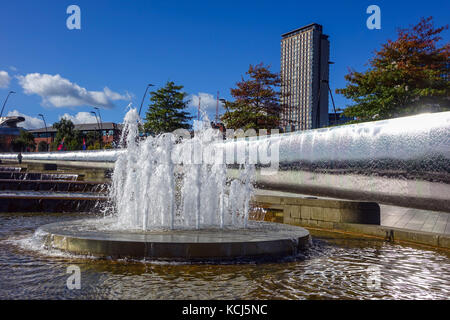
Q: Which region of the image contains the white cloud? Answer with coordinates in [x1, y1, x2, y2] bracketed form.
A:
[17, 73, 130, 109]
[9, 66, 18, 72]
[6, 110, 44, 129]
[59, 112, 98, 124]
[189, 92, 223, 112]
[0, 71, 11, 88]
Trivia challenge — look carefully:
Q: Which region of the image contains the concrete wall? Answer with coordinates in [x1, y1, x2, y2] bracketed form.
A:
[254, 195, 380, 230]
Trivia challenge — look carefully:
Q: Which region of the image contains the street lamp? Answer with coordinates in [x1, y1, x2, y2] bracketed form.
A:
[1, 91, 16, 118]
[93, 107, 103, 131]
[138, 84, 154, 117]
[90, 111, 102, 148]
[327, 83, 338, 125]
[38, 113, 49, 151]
[93, 106, 104, 147]
[218, 98, 230, 125]
[327, 61, 338, 125]
[219, 98, 229, 115]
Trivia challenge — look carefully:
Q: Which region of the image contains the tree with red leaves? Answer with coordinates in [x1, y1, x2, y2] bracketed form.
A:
[337, 17, 449, 122]
[221, 63, 284, 130]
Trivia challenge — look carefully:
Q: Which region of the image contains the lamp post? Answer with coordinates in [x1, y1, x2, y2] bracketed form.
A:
[90, 111, 102, 148]
[219, 98, 229, 116]
[321, 79, 338, 125]
[93, 106, 105, 146]
[138, 84, 154, 117]
[93, 106, 103, 133]
[327, 83, 338, 125]
[93, 107, 103, 129]
[1, 91, 16, 118]
[38, 113, 49, 151]
[327, 61, 338, 125]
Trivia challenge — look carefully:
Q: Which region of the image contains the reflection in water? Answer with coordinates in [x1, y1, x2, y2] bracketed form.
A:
[0, 212, 449, 300]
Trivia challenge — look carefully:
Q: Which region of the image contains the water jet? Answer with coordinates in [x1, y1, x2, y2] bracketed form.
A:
[37, 109, 310, 262]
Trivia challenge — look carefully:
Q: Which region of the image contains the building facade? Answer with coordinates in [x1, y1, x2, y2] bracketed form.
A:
[280, 23, 330, 131]
[0, 116, 25, 152]
[30, 122, 122, 151]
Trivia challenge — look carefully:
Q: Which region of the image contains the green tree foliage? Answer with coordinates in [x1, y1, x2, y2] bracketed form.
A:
[12, 130, 35, 152]
[143, 81, 192, 134]
[52, 118, 82, 151]
[85, 131, 102, 149]
[37, 141, 48, 152]
[221, 63, 284, 130]
[87, 141, 101, 150]
[337, 17, 450, 122]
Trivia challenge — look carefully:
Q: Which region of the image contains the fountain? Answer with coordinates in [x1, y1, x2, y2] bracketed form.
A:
[4, 110, 449, 260]
[37, 109, 310, 262]
[2, 111, 449, 212]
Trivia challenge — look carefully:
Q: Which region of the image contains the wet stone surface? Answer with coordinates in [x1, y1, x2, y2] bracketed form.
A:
[39, 219, 310, 261]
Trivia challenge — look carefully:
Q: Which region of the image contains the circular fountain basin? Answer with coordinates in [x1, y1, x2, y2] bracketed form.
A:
[39, 219, 310, 262]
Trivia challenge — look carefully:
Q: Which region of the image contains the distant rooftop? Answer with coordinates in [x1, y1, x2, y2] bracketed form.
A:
[281, 23, 323, 38]
[29, 122, 123, 133]
[0, 116, 25, 128]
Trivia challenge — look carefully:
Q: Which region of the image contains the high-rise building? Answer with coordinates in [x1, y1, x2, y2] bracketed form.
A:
[280, 23, 330, 131]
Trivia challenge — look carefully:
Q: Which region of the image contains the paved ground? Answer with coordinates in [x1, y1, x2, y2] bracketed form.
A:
[380, 205, 450, 235]
[255, 189, 450, 235]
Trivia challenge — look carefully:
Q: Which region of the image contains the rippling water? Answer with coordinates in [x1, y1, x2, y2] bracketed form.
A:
[0, 212, 449, 300]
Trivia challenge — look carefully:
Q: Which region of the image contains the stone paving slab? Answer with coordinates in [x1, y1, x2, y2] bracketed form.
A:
[421, 212, 440, 233]
[380, 205, 450, 235]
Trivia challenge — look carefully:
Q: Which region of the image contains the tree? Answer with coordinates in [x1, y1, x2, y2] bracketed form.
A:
[337, 17, 450, 122]
[85, 131, 101, 149]
[143, 81, 192, 134]
[221, 63, 284, 130]
[52, 118, 82, 151]
[12, 130, 35, 152]
[87, 141, 101, 150]
[38, 141, 48, 152]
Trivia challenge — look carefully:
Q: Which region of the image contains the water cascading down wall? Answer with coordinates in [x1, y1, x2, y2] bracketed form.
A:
[1, 112, 449, 212]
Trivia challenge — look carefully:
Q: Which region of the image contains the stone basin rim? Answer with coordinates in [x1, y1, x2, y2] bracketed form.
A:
[38, 219, 311, 261]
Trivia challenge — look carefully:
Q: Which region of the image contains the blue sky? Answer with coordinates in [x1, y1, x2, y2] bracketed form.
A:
[0, 0, 448, 128]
